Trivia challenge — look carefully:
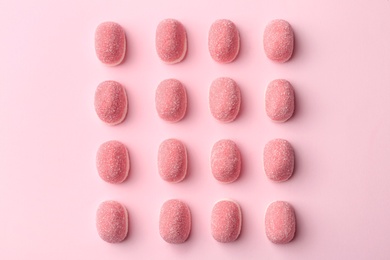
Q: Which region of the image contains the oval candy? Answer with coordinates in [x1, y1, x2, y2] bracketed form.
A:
[265, 201, 296, 244]
[96, 140, 130, 184]
[211, 139, 241, 183]
[208, 19, 240, 63]
[265, 79, 295, 122]
[95, 22, 126, 66]
[155, 79, 187, 122]
[96, 200, 128, 243]
[263, 19, 294, 63]
[263, 139, 294, 182]
[211, 200, 242, 243]
[94, 80, 128, 125]
[209, 77, 241, 123]
[156, 19, 187, 64]
[159, 199, 191, 244]
[158, 139, 187, 183]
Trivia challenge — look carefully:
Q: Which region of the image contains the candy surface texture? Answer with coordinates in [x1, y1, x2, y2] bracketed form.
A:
[96, 201, 128, 243]
[95, 22, 126, 66]
[208, 19, 240, 63]
[159, 199, 191, 243]
[265, 79, 295, 122]
[96, 140, 129, 184]
[265, 201, 296, 244]
[156, 79, 187, 122]
[209, 77, 241, 123]
[211, 200, 242, 243]
[158, 139, 187, 183]
[263, 19, 294, 63]
[156, 19, 187, 64]
[94, 80, 127, 125]
[263, 139, 294, 182]
[211, 139, 241, 183]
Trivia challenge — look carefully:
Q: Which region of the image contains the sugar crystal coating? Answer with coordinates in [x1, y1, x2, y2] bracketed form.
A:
[156, 19, 187, 64]
[158, 139, 187, 183]
[209, 77, 241, 123]
[96, 200, 128, 243]
[94, 80, 128, 125]
[263, 139, 294, 182]
[211, 139, 241, 183]
[159, 199, 191, 244]
[208, 19, 240, 63]
[211, 200, 242, 243]
[96, 140, 129, 184]
[263, 19, 294, 63]
[265, 201, 296, 244]
[155, 79, 187, 122]
[95, 22, 126, 66]
[265, 79, 295, 122]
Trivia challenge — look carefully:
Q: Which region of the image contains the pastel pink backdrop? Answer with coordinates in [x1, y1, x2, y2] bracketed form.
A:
[1, 0, 390, 259]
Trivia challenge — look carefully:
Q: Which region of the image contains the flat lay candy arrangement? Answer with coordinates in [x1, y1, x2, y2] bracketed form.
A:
[93, 18, 298, 245]
[3, 1, 390, 259]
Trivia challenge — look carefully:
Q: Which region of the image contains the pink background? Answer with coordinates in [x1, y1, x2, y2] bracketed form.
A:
[1, 0, 390, 259]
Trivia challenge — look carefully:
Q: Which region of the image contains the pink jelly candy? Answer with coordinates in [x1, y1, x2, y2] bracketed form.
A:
[211, 200, 242, 243]
[156, 19, 187, 64]
[265, 201, 296, 244]
[208, 19, 240, 63]
[158, 139, 187, 183]
[95, 22, 126, 66]
[96, 140, 129, 184]
[94, 80, 128, 125]
[155, 79, 187, 122]
[209, 77, 241, 123]
[96, 200, 128, 243]
[159, 199, 191, 244]
[263, 19, 294, 63]
[263, 139, 294, 182]
[265, 79, 295, 122]
[211, 139, 241, 183]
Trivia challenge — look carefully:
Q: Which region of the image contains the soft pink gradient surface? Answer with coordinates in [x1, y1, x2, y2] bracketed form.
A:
[1, 0, 390, 259]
